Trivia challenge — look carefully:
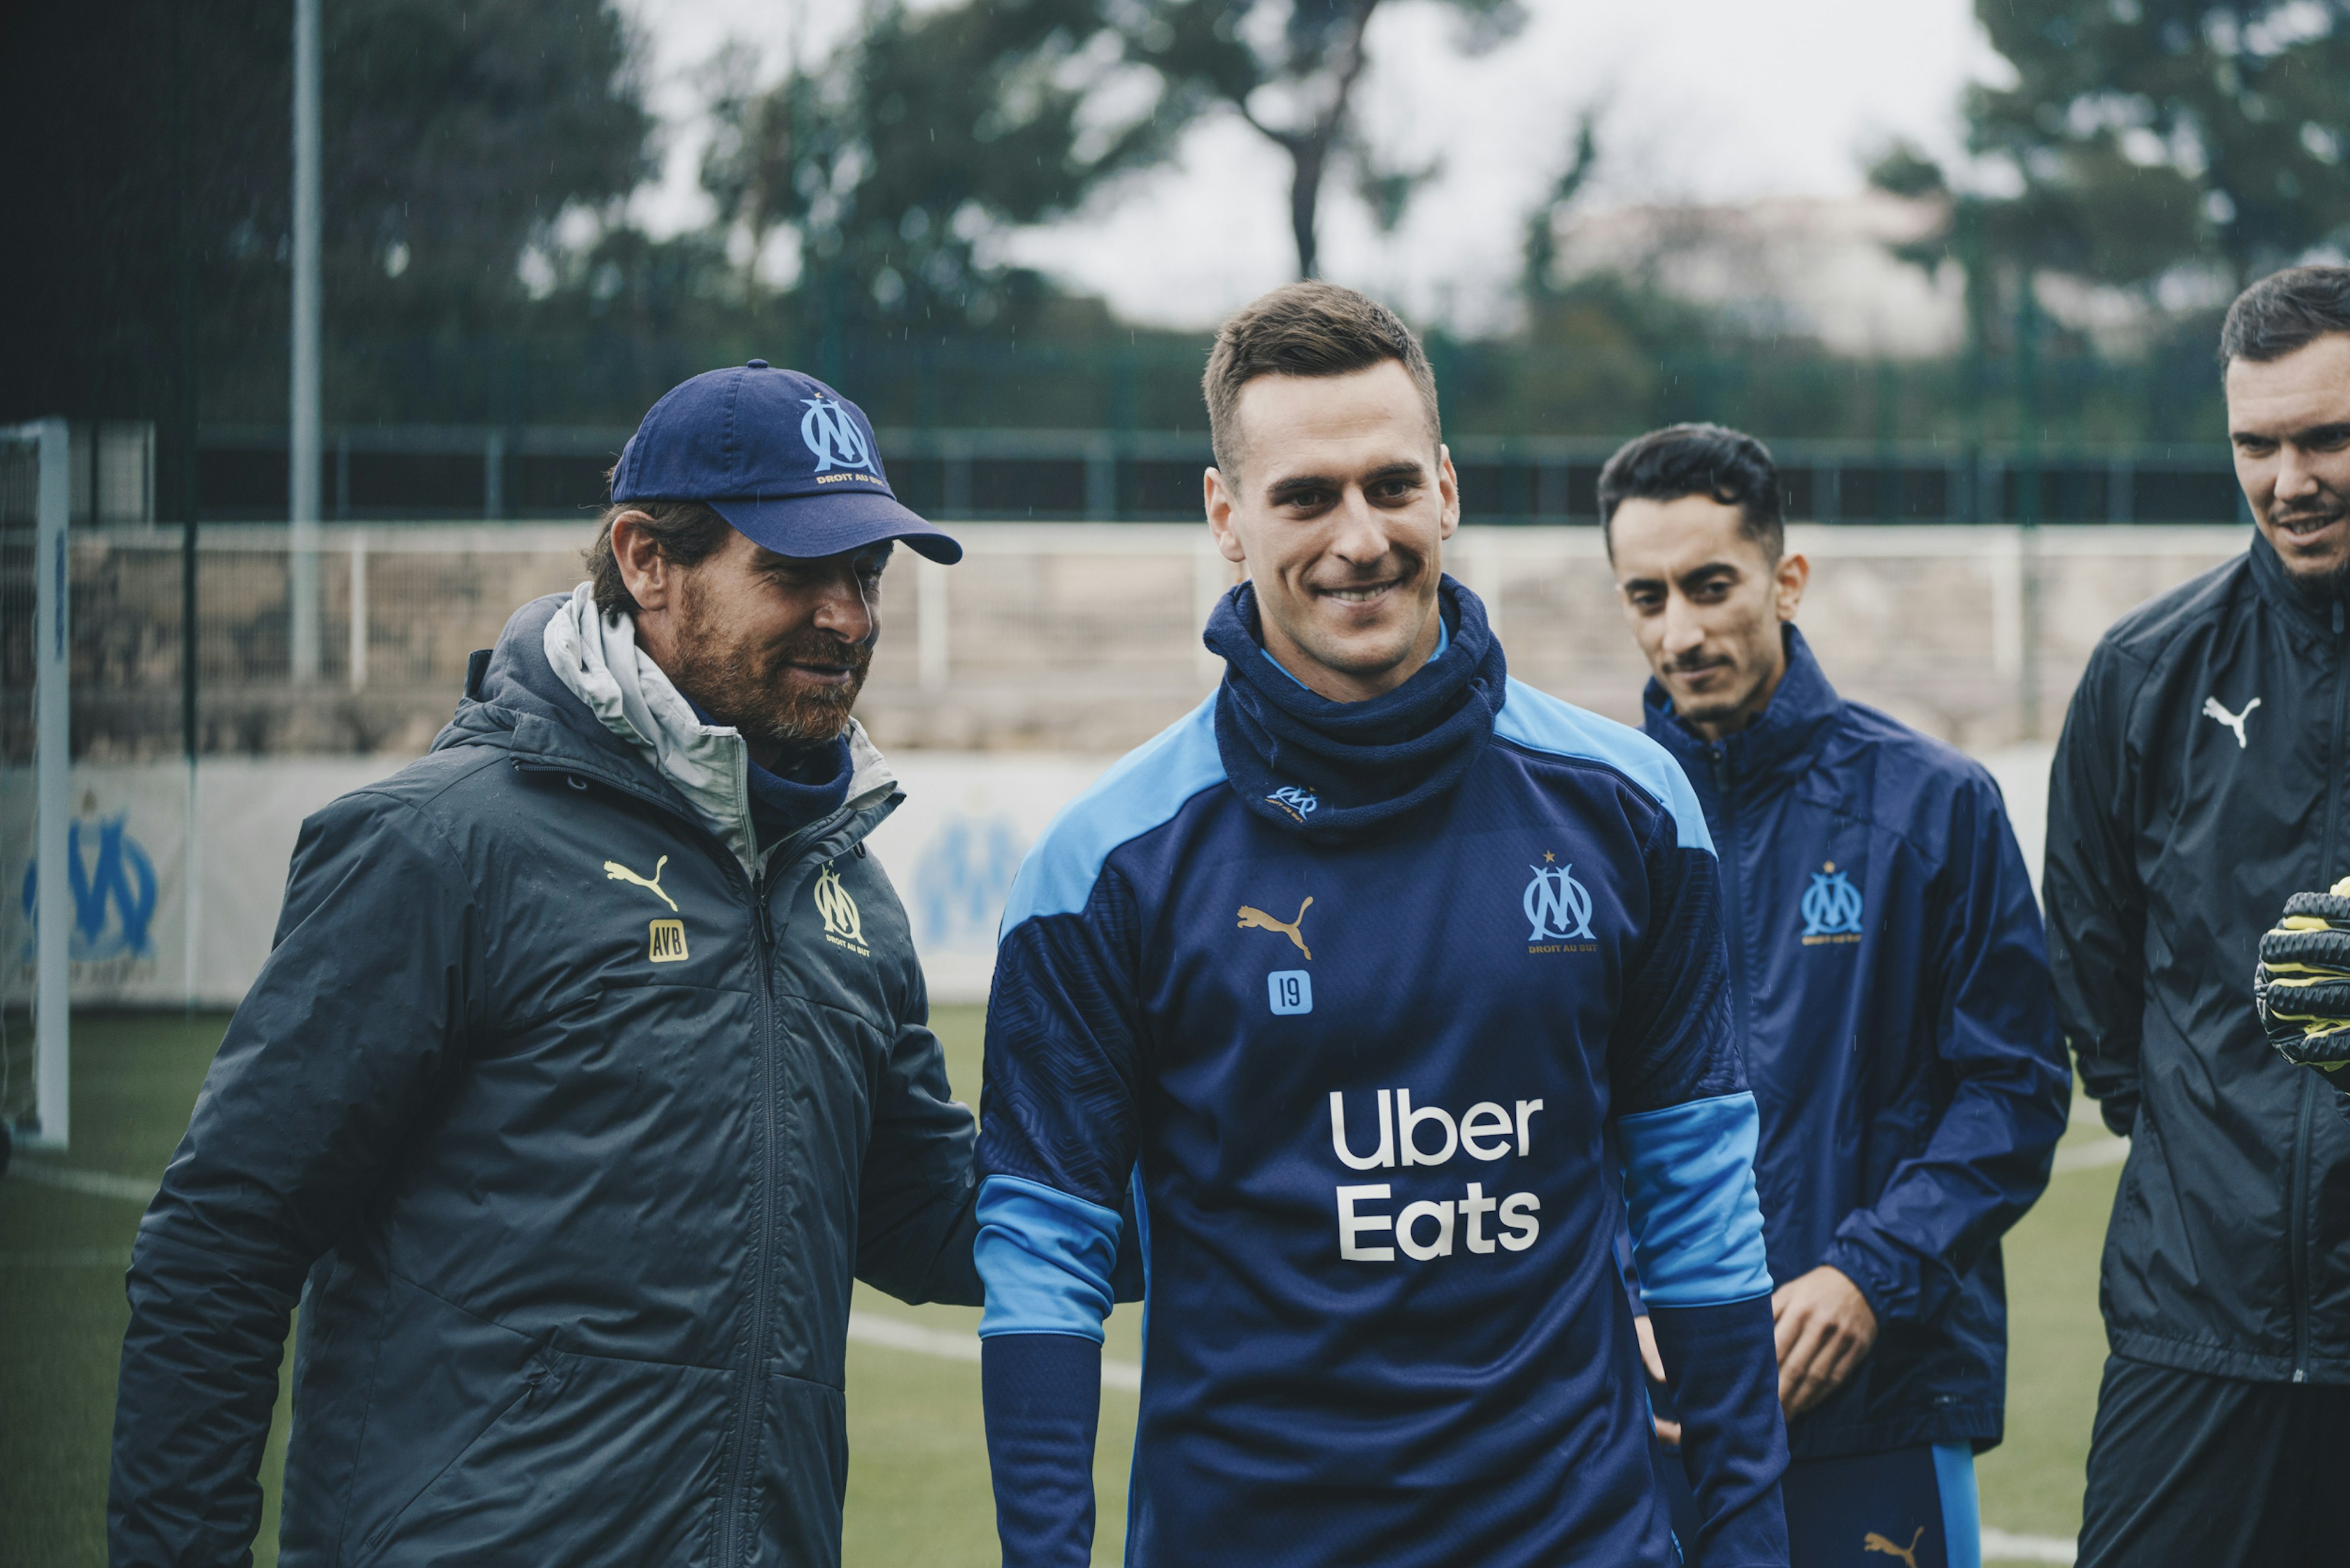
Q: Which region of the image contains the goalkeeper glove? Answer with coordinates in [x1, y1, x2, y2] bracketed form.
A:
[2255, 876, 2350, 1080]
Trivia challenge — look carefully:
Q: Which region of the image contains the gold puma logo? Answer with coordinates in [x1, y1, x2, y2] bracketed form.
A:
[1862, 1526, 1923, 1568]
[604, 855, 677, 912]
[1237, 897, 1313, 960]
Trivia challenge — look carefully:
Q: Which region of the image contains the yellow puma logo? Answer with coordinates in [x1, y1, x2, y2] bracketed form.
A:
[1862, 1526, 1922, 1568]
[604, 855, 677, 912]
[1237, 897, 1313, 960]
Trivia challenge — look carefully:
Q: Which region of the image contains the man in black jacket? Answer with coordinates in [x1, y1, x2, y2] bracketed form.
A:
[2047, 266, 2350, 1568]
[108, 364, 982, 1567]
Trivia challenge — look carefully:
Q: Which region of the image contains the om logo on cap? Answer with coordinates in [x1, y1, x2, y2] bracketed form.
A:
[800, 397, 879, 475]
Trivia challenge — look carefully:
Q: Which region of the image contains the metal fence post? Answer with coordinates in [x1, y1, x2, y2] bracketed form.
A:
[32, 417, 72, 1151]
[1988, 525, 2023, 682]
[485, 430, 506, 520]
[917, 556, 948, 692]
[288, 0, 323, 682]
[943, 437, 974, 520]
[348, 531, 369, 692]
[1084, 435, 1116, 521]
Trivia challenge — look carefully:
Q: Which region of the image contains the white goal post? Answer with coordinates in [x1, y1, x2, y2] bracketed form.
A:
[7, 417, 72, 1151]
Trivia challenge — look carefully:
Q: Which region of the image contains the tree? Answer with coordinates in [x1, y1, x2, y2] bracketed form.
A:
[2, 0, 652, 430]
[1119, 0, 1525, 279]
[1520, 110, 1600, 302]
[702, 0, 1188, 335]
[1895, 1, 2350, 294]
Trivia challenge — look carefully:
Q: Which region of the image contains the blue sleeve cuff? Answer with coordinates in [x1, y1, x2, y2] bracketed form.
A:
[1649, 1296, 1791, 1566]
[976, 1174, 1121, 1342]
[1618, 1092, 1774, 1307]
[983, 1332, 1103, 1568]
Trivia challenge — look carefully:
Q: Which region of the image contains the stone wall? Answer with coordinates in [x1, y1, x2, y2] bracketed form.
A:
[38, 521, 2248, 761]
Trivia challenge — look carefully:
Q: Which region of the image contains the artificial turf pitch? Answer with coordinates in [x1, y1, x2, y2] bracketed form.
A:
[1, 1010, 2114, 1566]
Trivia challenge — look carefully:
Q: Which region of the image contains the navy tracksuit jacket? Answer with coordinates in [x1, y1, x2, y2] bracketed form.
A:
[975, 582, 1789, 1567]
[1643, 627, 2070, 1459]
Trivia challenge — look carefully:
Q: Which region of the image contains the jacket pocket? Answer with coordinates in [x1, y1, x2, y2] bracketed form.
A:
[345, 1277, 733, 1567]
[355, 1351, 559, 1562]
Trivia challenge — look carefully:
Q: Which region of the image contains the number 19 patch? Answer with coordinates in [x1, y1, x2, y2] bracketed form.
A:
[1268, 969, 1313, 1015]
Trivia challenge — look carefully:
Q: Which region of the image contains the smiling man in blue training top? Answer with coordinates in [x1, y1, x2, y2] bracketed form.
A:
[1605, 424, 2070, 1568]
[975, 283, 1790, 1567]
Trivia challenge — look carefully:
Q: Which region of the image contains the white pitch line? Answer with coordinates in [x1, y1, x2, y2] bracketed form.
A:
[847, 1312, 1143, 1391]
[12, 1160, 2073, 1551]
[1982, 1525, 2076, 1562]
[8, 1160, 158, 1204]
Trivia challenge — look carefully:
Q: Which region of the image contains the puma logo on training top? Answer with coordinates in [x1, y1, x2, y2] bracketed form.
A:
[2203, 694, 2261, 749]
[605, 855, 677, 911]
[1862, 1526, 1923, 1568]
[1238, 897, 1314, 960]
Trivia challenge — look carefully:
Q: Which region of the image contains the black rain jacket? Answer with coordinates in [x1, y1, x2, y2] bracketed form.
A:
[108, 594, 982, 1566]
[2047, 531, 2350, 1384]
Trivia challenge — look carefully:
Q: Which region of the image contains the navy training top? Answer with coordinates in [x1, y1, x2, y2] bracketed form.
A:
[977, 594, 1788, 1568]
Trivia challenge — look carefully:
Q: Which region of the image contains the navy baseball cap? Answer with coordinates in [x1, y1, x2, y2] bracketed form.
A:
[611, 361, 962, 564]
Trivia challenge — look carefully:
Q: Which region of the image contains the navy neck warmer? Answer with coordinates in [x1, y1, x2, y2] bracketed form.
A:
[1204, 575, 1507, 843]
[744, 739, 854, 848]
[682, 695, 855, 849]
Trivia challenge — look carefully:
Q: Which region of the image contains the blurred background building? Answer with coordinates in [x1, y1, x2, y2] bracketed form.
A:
[3, 0, 2346, 1004]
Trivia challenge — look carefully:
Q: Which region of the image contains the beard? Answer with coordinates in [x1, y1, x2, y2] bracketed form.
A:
[2272, 497, 2350, 601]
[665, 586, 873, 753]
[1663, 651, 1771, 728]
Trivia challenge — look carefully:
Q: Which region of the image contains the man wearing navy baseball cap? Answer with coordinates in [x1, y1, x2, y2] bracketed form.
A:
[111, 365, 986, 1567]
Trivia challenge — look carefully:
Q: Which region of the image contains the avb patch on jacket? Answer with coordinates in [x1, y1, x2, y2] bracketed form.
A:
[814, 864, 870, 957]
[1800, 862, 1864, 946]
[647, 919, 688, 962]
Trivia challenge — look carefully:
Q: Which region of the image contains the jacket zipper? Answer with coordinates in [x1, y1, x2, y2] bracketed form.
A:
[717, 864, 785, 1561]
[524, 753, 869, 1556]
[2292, 600, 2348, 1381]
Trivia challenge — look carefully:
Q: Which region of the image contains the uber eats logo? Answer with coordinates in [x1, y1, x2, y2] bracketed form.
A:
[815, 864, 870, 957]
[1327, 1089, 1544, 1263]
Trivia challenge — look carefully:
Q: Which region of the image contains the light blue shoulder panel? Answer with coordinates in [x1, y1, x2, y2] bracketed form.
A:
[998, 696, 1227, 935]
[1493, 678, 1713, 853]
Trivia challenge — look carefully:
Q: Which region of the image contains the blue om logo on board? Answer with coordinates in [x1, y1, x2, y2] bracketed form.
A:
[799, 397, 879, 474]
[1524, 861, 1595, 943]
[916, 813, 1024, 949]
[21, 812, 159, 962]
[1800, 862, 1865, 939]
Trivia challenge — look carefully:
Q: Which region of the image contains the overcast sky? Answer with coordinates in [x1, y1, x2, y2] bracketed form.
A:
[616, 0, 2008, 330]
